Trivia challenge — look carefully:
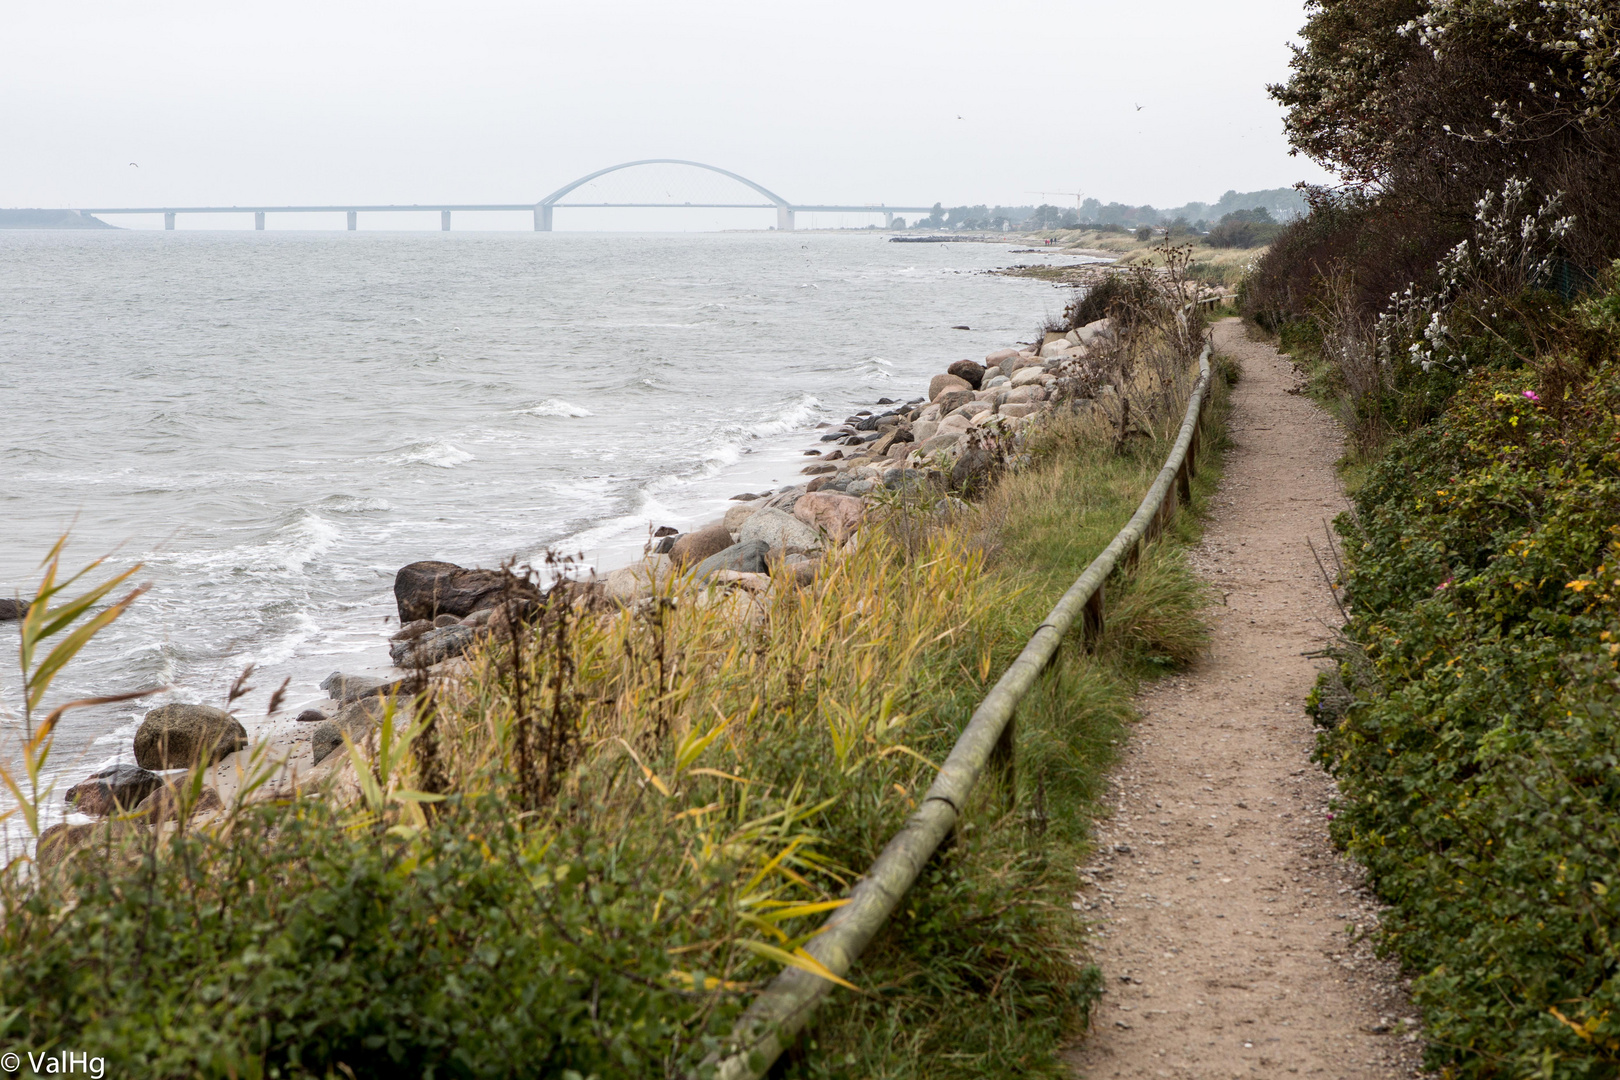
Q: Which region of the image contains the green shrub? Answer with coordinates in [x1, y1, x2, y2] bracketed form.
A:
[1314, 275, 1620, 1076]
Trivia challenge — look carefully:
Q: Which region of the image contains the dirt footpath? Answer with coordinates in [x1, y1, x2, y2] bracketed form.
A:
[1067, 319, 1426, 1079]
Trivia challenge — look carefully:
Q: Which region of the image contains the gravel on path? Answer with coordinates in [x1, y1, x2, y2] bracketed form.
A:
[1067, 319, 1427, 1079]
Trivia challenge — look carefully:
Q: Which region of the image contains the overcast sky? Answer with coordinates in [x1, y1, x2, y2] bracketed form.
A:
[3, 0, 1336, 230]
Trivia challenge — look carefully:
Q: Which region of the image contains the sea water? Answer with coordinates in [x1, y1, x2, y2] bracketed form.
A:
[0, 229, 1093, 802]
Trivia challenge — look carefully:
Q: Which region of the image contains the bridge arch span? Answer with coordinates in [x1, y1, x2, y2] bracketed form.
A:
[533, 159, 794, 230]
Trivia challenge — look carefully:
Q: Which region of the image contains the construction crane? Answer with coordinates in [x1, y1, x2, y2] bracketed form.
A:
[1027, 190, 1086, 210]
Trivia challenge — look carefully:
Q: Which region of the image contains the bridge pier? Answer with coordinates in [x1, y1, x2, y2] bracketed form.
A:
[534, 205, 552, 232]
[884, 212, 895, 230]
[255, 212, 265, 230]
[441, 210, 451, 231]
[164, 212, 176, 230]
[347, 211, 357, 231]
[776, 206, 794, 231]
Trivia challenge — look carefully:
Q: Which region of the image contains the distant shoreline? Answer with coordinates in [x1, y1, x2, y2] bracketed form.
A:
[0, 209, 117, 229]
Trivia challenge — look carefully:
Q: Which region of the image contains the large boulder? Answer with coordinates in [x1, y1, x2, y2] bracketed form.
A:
[1077, 317, 1115, 346]
[133, 704, 247, 770]
[694, 539, 771, 578]
[601, 556, 676, 603]
[723, 503, 760, 535]
[794, 492, 866, 543]
[393, 561, 535, 624]
[65, 764, 163, 817]
[1011, 366, 1047, 388]
[928, 373, 972, 401]
[669, 523, 734, 566]
[390, 624, 476, 668]
[999, 402, 1040, 419]
[1003, 385, 1048, 404]
[947, 360, 986, 390]
[938, 413, 972, 435]
[0, 598, 28, 622]
[951, 400, 993, 419]
[935, 389, 974, 415]
[738, 507, 823, 557]
[985, 347, 1020, 364]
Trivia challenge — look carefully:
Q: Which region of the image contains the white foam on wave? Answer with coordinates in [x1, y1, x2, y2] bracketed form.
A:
[388, 440, 475, 468]
[320, 494, 393, 513]
[516, 398, 593, 419]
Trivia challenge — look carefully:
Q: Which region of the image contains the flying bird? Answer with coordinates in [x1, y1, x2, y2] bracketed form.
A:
[129, 162, 139, 167]
[957, 115, 963, 119]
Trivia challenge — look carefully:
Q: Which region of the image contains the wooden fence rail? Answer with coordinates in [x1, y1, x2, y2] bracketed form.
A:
[711, 340, 1215, 1080]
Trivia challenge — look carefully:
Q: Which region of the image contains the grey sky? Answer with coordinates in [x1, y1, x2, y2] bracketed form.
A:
[3, 0, 1335, 229]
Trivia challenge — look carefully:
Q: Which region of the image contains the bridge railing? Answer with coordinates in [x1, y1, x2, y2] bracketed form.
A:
[709, 337, 1215, 1080]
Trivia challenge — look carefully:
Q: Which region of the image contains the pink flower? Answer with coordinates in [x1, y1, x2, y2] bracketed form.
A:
[1522, 390, 1540, 402]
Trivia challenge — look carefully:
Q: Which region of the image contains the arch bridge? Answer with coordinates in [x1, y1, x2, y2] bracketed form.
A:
[76, 160, 937, 232]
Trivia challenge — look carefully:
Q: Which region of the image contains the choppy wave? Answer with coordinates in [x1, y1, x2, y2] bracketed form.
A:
[388, 440, 475, 468]
[319, 494, 393, 513]
[517, 399, 593, 418]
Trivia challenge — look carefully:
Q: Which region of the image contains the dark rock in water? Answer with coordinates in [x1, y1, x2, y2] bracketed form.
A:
[854, 415, 880, 431]
[0, 598, 28, 622]
[653, 524, 680, 536]
[393, 561, 535, 624]
[390, 624, 475, 669]
[729, 491, 764, 500]
[652, 535, 676, 555]
[311, 695, 402, 766]
[801, 463, 837, 475]
[802, 449, 822, 456]
[294, 709, 328, 724]
[694, 539, 771, 578]
[951, 324, 971, 330]
[134, 783, 224, 824]
[133, 704, 248, 770]
[823, 449, 844, 461]
[948, 360, 986, 390]
[65, 764, 163, 817]
[669, 523, 734, 566]
[819, 432, 845, 442]
[876, 397, 896, 405]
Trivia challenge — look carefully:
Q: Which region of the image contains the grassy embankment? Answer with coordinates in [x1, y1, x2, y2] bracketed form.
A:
[1247, 236, 1620, 1074]
[1007, 229, 1260, 293]
[0, 352, 1234, 1079]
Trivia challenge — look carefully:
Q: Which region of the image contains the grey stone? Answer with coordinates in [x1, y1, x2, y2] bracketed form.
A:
[0, 598, 28, 622]
[389, 624, 476, 668]
[310, 694, 403, 766]
[693, 539, 770, 578]
[321, 672, 390, 705]
[133, 704, 248, 770]
[65, 764, 163, 817]
[738, 507, 823, 557]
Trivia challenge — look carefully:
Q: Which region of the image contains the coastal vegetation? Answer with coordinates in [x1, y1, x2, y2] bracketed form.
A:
[1239, 0, 1620, 1073]
[0, 278, 1228, 1077]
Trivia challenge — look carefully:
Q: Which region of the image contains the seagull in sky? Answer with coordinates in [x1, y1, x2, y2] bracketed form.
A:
[129, 162, 139, 167]
[1135, 103, 1144, 111]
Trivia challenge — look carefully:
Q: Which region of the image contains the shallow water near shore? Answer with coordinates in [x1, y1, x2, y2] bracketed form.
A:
[0, 229, 1095, 811]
